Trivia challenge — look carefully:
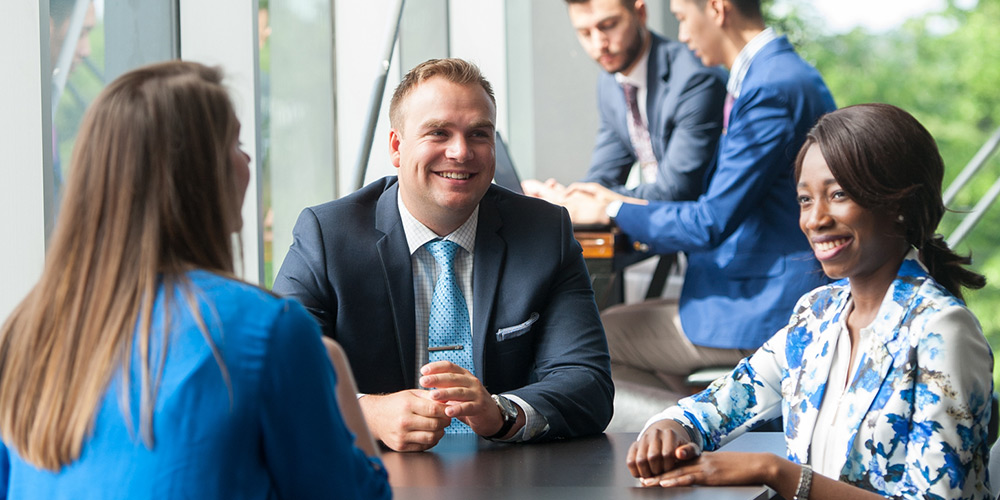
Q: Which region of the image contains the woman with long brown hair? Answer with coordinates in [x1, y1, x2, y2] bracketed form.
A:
[0, 61, 389, 499]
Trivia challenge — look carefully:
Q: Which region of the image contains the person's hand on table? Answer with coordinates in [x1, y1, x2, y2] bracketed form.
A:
[638, 451, 777, 488]
[358, 389, 450, 452]
[566, 182, 645, 205]
[562, 191, 611, 225]
[521, 178, 570, 204]
[563, 182, 647, 225]
[419, 360, 522, 439]
[627, 419, 701, 478]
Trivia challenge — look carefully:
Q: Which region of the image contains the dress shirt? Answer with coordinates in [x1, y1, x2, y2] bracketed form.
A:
[726, 27, 778, 98]
[615, 40, 657, 184]
[808, 301, 876, 479]
[614, 39, 653, 127]
[397, 193, 547, 441]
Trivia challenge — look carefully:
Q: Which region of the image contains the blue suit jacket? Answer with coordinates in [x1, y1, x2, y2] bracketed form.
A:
[582, 32, 727, 201]
[273, 177, 614, 440]
[614, 37, 837, 349]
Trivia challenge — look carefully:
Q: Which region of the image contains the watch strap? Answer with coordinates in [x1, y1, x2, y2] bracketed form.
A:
[486, 395, 517, 440]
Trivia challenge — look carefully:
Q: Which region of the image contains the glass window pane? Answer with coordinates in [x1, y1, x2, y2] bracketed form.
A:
[46, 0, 177, 228]
[258, 0, 338, 288]
[49, 0, 103, 209]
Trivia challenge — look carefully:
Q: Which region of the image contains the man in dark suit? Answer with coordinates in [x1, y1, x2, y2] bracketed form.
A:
[273, 58, 613, 452]
[566, 0, 837, 388]
[523, 0, 726, 204]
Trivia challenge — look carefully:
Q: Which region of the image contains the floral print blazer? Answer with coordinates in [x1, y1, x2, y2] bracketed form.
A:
[651, 254, 994, 499]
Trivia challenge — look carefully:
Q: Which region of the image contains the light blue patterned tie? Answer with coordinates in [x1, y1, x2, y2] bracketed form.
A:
[425, 239, 475, 434]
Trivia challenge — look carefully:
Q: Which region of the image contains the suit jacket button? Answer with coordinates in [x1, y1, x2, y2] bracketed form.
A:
[633, 241, 650, 253]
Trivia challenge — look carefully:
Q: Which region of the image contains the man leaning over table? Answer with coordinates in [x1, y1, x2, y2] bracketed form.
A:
[273, 58, 614, 452]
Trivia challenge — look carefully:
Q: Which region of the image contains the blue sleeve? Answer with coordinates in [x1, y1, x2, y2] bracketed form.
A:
[619, 69, 725, 201]
[614, 87, 798, 254]
[0, 439, 9, 500]
[258, 300, 390, 500]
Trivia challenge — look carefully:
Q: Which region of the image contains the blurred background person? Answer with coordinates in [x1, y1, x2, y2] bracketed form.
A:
[627, 103, 992, 500]
[0, 61, 389, 499]
[567, 0, 837, 392]
[523, 0, 726, 205]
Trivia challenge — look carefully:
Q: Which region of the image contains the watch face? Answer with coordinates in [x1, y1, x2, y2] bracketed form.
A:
[494, 395, 517, 420]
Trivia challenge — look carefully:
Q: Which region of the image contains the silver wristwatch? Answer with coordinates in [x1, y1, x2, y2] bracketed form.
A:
[487, 394, 518, 440]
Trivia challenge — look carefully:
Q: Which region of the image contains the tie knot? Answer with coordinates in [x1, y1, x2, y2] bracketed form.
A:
[426, 239, 460, 267]
[622, 83, 638, 102]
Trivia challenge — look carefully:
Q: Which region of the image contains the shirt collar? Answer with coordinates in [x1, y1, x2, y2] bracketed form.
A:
[614, 35, 652, 90]
[397, 190, 478, 255]
[727, 27, 778, 98]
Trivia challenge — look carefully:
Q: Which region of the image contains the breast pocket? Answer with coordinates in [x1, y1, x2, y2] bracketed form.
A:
[496, 312, 540, 342]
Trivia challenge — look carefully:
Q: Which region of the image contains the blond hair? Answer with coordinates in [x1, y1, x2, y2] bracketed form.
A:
[388, 58, 495, 130]
[0, 61, 240, 470]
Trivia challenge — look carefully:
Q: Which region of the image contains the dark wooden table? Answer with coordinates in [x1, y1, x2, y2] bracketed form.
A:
[383, 431, 785, 499]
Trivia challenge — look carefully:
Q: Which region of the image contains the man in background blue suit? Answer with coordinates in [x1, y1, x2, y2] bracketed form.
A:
[273, 58, 613, 452]
[567, 0, 836, 388]
[523, 0, 726, 204]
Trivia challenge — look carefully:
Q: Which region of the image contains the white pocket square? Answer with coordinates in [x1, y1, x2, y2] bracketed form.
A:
[496, 312, 540, 342]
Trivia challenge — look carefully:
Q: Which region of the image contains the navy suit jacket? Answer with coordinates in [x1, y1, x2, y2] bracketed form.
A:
[273, 177, 614, 440]
[614, 37, 837, 350]
[582, 32, 727, 201]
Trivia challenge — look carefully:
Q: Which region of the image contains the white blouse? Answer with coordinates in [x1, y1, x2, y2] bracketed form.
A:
[809, 299, 876, 478]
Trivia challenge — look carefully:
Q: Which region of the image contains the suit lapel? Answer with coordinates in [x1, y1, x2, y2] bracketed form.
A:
[646, 34, 669, 160]
[785, 290, 848, 463]
[374, 183, 418, 388]
[471, 192, 505, 381]
[837, 269, 921, 467]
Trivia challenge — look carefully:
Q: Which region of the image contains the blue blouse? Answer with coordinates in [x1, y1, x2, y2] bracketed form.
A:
[0, 271, 390, 499]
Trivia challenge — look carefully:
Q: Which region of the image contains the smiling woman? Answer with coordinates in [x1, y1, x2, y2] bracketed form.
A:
[626, 104, 992, 500]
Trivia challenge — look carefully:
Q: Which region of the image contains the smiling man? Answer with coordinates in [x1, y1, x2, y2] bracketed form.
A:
[273, 58, 613, 452]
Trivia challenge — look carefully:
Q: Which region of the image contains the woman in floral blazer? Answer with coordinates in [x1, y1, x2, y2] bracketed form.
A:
[626, 104, 993, 500]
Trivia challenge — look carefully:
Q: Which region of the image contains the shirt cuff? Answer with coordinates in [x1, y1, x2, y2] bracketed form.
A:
[497, 393, 549, 442]
[605, 200, 624, 221]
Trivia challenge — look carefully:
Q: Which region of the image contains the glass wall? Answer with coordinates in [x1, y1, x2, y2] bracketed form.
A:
[47, 0, 178, 228]
[259, 0, 338, 287]
[49, 0, 101, 212]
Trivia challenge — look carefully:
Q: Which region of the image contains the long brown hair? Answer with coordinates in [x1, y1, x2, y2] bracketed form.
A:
[794, 103, 986, 300]
[0, 61, 241, 470]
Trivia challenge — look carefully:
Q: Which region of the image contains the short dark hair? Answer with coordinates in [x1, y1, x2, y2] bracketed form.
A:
[389, 58, 495, 130]
[687, 0, 763, 22]
[794, 103, 986, 299]
[564, 0, 638, 8]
